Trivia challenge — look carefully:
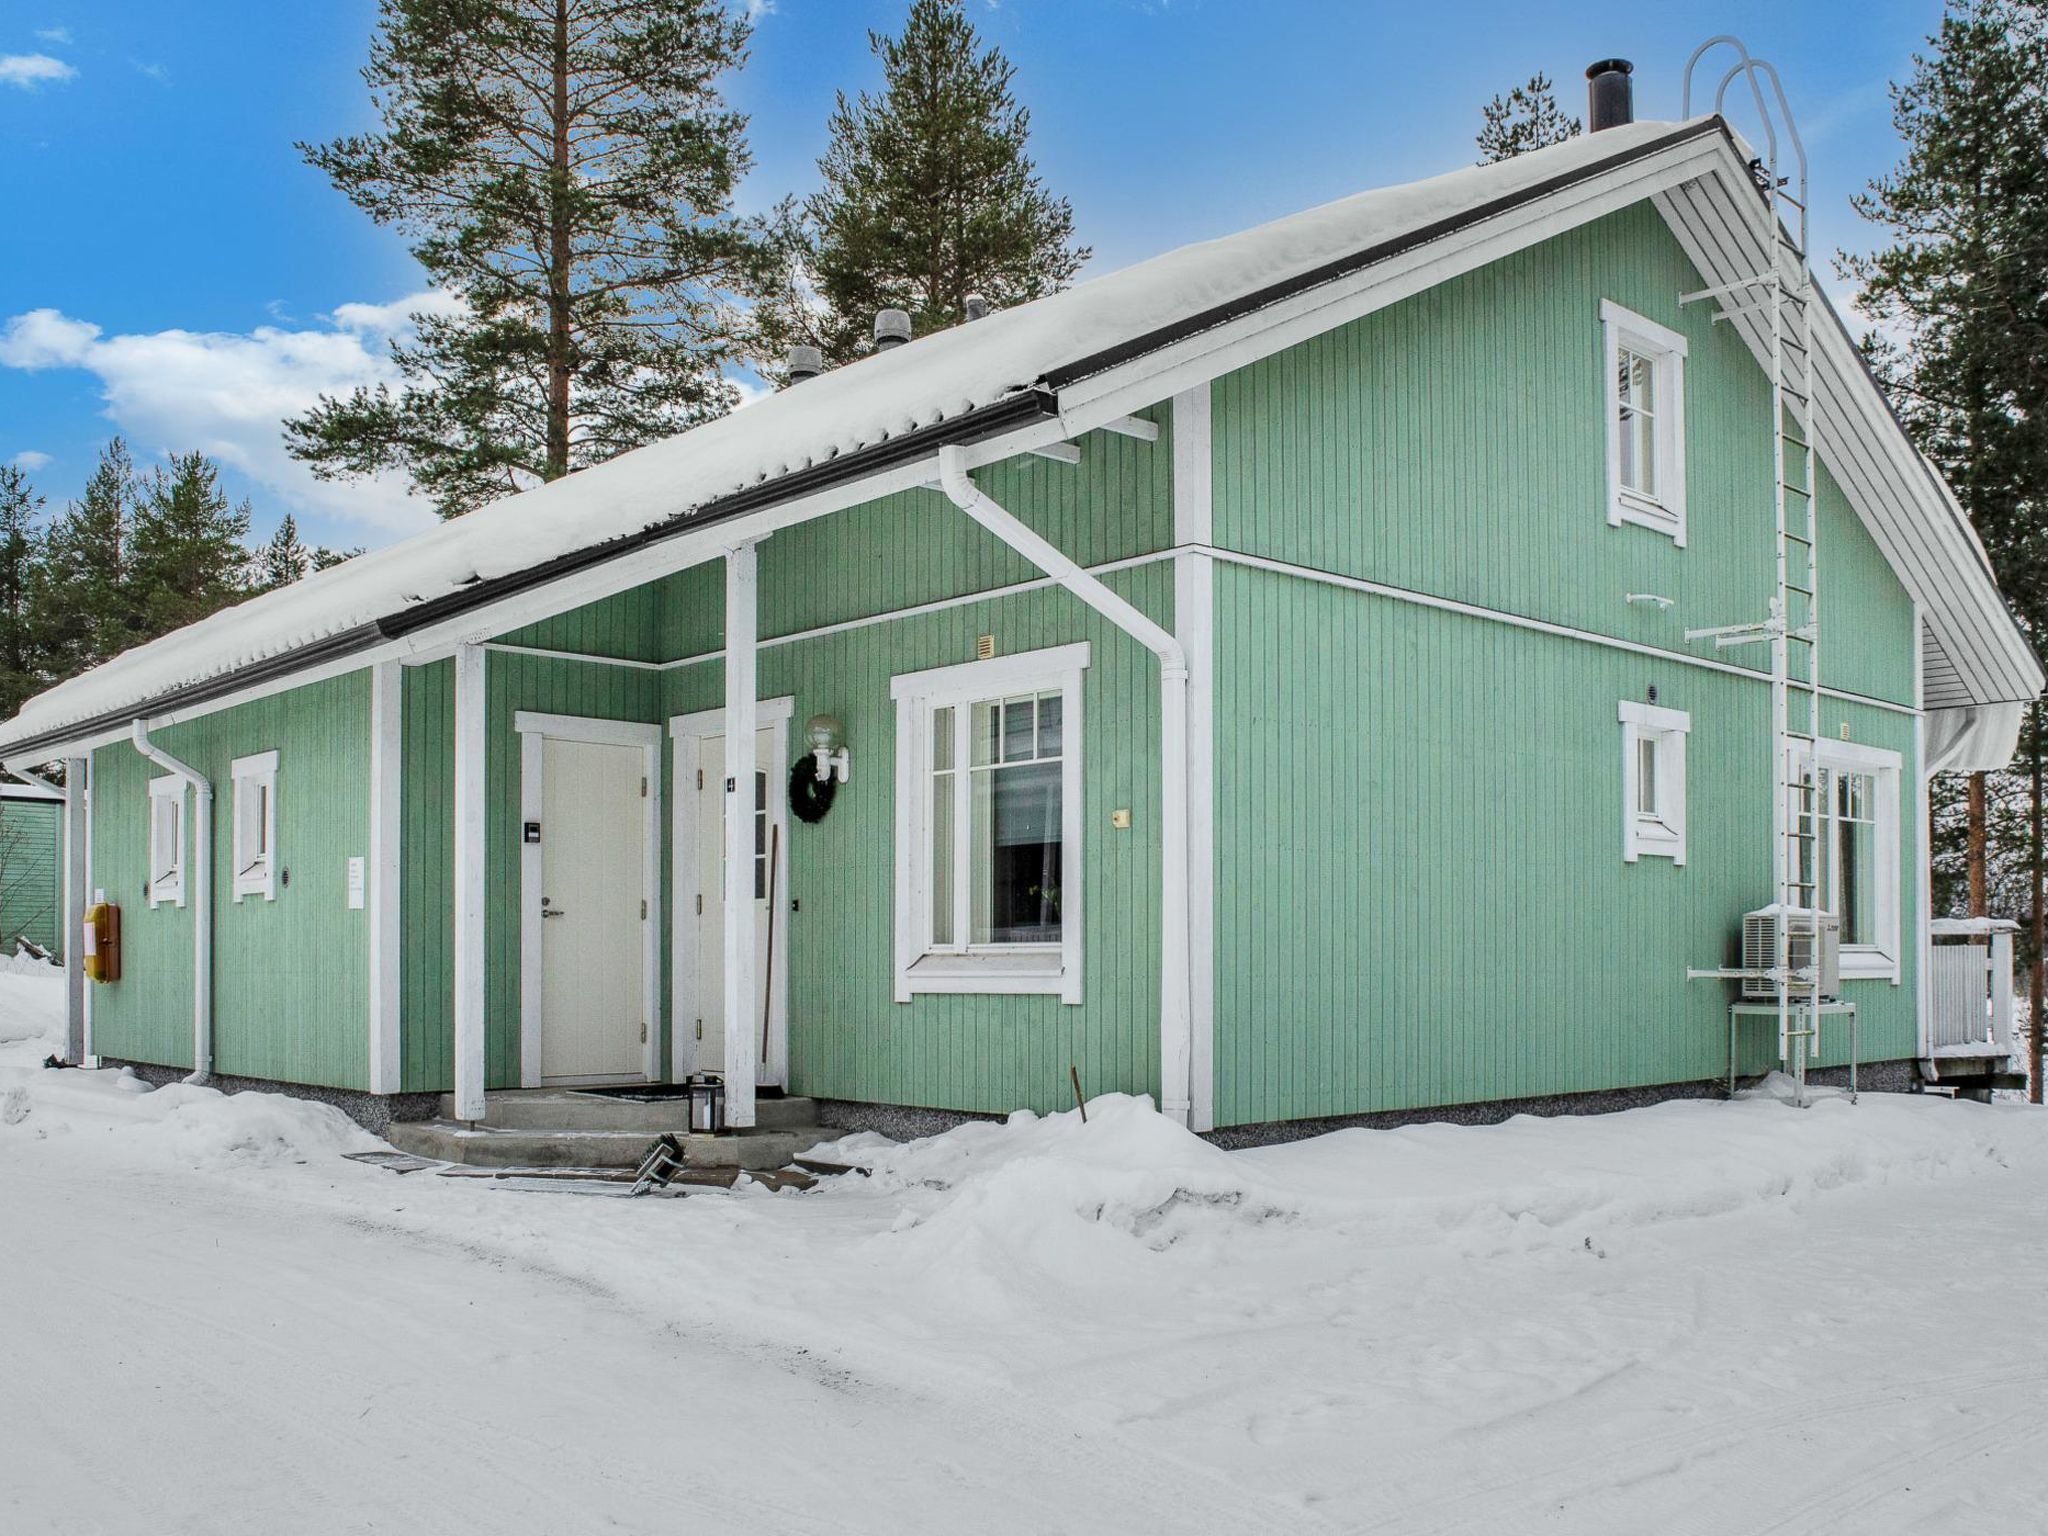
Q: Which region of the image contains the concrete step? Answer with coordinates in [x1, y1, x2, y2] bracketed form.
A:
[433, 1088, 821, 1134]
[387, 1118, 838, 1172]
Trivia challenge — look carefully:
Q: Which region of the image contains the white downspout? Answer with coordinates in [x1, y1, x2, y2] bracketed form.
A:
[130, 721, 215, 1084]
[936, 444, 1195, 1127]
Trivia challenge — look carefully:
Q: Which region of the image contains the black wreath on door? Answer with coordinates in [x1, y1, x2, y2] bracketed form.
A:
[789, 757, 838, 824]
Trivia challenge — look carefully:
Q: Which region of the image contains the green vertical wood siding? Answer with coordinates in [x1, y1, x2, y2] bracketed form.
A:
[1210, 563, 1917, 1126]
[663, 564, 1171, 1114]
[401, 660, 455, 1093]
[0, 797, 61, 957]
[88, 672, 373, 1088]
[1211, 202, 1916, 708]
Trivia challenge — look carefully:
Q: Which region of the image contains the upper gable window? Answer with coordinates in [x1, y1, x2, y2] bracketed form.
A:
[1601, 300, 1688, 545]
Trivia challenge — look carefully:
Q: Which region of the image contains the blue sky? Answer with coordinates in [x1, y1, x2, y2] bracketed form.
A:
[0, 0, 1941, 551]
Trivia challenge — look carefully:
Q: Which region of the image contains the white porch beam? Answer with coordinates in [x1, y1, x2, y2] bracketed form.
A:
[368, 661, 404, 1096]
[452, 642, 488, 1121]
[62, 759, 87, 1063]
[722, 542, 760, 1129]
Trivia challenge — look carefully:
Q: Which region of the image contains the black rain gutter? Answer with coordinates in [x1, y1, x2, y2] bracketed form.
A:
[0, 388, 1060, 758]
[0, 117, 1766, 760]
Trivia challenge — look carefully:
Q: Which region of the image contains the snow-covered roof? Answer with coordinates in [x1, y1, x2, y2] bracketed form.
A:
[0, 115, 2034, 756]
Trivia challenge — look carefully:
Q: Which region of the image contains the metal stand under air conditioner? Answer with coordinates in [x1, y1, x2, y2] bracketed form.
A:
[1676, 38, 1857, 1111]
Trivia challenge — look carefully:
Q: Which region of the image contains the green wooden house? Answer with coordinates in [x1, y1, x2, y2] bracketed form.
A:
[1, 97, 2037, 1138]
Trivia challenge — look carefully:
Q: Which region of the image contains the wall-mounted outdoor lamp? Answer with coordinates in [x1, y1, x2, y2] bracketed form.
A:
[807, 714, 850, 783]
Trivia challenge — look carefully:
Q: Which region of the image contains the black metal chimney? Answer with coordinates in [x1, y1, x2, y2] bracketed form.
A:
[1586, 58, 1634, 132]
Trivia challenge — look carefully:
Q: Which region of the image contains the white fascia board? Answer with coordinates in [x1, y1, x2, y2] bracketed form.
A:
[1651, 176, 2041, 708]
[1053, 134, 1731, 430]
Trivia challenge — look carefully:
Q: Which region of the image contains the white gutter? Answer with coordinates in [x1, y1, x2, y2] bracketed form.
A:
[129, 721, 215, 1084]
[935, 444, 1196, 1127]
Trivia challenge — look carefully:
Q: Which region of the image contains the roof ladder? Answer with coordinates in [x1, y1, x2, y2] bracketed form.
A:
[1679, 37, 1848, 1107]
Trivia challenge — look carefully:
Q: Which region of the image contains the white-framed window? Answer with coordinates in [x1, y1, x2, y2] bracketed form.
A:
[1601, 299, 1688, 544]
[1794, 739, 1902, 981]
[147, 774, 187, 909]
[231, 750, 279, 902]
[890, 642, 1088, 1003]
[1620, 700, 1689, 864]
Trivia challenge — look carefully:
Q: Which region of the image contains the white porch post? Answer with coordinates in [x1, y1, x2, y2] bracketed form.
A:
[61, 757, 87, 1064]
[368, 661, 404, 1096]
[1173, 386, 1216, 1133]
[452, 642, 488, 1121]
[722, 541, 760, 1129]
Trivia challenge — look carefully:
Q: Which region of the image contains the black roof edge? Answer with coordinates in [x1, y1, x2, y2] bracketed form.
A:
[0, 388, 1061, 761]
[1044, 117, 1733, 390]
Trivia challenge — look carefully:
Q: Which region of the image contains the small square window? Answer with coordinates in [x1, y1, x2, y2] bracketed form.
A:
[1620, 701, 1690, 864]
[231, 750, 278, 902]
[1602, 300, 1688, 544]
[147, 775, 187, 909]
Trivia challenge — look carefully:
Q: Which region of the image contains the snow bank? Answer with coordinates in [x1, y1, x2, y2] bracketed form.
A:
[820, 1084, 2048, 1274]
[0, 975, 376, 1168]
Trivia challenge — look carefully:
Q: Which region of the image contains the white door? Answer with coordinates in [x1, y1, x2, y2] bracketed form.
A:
[691, 727, 780, 1083]
[539, 737, 649, 1082]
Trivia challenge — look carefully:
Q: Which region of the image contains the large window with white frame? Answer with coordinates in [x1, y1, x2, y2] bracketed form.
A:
[891, 643, 1087, 1002]
[1620, 700, 1689, 863]
[1601, 299, 1688, 544]
[147, 774, 187, 909]
[231, 750, 278, 902]
[1793, 739, 1902, 980]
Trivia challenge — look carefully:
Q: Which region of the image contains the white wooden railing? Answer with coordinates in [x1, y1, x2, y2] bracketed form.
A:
[1927, 918, 2018, 1055]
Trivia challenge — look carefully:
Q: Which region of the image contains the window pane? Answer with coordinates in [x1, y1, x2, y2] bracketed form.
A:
[970, 700, 1000, 767]
[970, 758, 1063, 945]
[1636, 736, 1658, 817]
[931, 769, 955, 945]
[1003, 696, 1035, 763]
[1037, 692, 1063, 756]
[1837, 773, 1877, 945]
[932, 706, 954, 772]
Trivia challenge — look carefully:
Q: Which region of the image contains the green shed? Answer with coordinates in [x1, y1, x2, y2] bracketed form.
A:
[0, 782, 64, 960]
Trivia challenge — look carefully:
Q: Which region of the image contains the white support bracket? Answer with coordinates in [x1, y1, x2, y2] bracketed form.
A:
[1680, 273, 1774, 306]
[1101, 415, 1162, 443]
[1029, 442, 1082, 466]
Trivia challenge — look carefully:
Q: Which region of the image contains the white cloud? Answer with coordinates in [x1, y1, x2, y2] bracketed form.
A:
[34, 28, 71, 45]
[0, 53, 76, 88]
[12, 451, 52, 472]
[0, 298, 455, 537]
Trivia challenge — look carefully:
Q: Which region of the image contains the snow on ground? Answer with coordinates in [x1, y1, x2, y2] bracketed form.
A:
[6, 978, 2048, 1534]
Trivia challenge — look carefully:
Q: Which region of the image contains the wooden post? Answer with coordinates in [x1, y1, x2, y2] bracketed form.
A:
[722, 542, 759, 1130]
[452, 642, 488, 1122]
[2030, 705, 2043, 1104]
[1968, 771, 1988, 917]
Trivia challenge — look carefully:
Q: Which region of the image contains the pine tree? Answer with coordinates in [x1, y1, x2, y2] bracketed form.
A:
[0, 465, 45, 718]
[287, 0, 771, 519]
[1843, 0, 2048, 1092]
[127, 452, 253, 638]
[768, 0, 1088, 366]
[1476, 73, 1582, 164]
[249, 514, 358, 591]
[28, 438, 137, 679]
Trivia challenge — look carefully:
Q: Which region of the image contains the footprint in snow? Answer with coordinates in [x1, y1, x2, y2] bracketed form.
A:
[1, 1088, 29, 1126]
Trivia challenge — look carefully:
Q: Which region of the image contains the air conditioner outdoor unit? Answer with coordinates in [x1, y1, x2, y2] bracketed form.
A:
[1740, 907, 1840, 1002]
